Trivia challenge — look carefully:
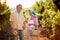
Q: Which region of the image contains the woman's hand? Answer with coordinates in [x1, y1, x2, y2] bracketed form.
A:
[34, 24, 38, 30]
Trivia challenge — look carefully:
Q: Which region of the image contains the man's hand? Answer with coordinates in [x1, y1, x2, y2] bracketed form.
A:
[22, 26, 25, 30]
[12, 28, 18, 36]
[22, 21, 26, 30]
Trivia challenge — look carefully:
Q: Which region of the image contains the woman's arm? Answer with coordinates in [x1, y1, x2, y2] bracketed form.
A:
[34, 17, 38, 29]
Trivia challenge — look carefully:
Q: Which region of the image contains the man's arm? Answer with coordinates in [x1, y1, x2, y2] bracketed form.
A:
[10, 14, 18, 36]
[10, 21, 13, 29]
[22, 13, 26, 30]
[22, 21, 26, 30]
[10, 13, 14, 29]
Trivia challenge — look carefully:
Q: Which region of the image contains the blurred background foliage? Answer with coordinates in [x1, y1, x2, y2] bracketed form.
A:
[0, 1, 11, 38]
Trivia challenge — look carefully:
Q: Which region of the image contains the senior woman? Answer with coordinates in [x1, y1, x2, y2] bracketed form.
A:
[27, 10, 38, 40]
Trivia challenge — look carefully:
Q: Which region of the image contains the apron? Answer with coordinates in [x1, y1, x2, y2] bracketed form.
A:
[28, 19, 35, 31]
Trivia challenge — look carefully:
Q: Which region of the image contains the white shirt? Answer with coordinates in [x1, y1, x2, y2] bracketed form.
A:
[10, 11, 24, 30]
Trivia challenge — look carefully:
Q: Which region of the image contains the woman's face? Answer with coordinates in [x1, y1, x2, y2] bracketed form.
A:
[30, 13, 33, 17]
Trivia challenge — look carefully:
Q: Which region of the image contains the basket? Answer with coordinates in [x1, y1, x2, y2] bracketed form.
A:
[31, 30, 40, 36]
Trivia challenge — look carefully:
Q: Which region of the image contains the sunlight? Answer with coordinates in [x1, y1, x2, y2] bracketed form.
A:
[6, 0, 38, 8]
[1, 0, 5, 3]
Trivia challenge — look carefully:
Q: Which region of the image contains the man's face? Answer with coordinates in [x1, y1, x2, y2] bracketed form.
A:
[17, 6, 22, 12]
